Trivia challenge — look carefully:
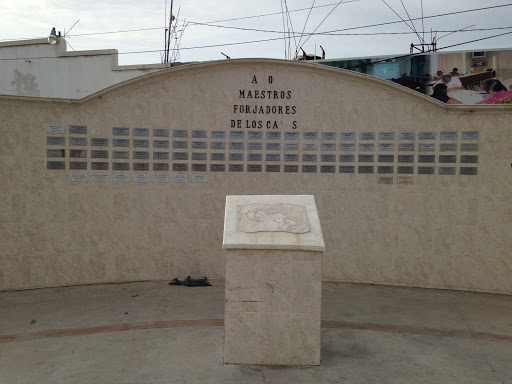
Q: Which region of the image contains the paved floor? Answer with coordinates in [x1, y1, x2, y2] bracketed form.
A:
[1, 280, 512, 384]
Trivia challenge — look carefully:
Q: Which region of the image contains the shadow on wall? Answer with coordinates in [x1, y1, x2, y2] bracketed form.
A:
[10, 70, 40, 97]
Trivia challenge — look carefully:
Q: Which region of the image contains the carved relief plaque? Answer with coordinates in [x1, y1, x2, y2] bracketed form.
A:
[236, 203, 310, 233]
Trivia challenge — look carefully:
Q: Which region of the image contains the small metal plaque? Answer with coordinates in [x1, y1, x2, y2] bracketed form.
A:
[358, 154, 374, 162]
[172, 163, 188, 171]
[266, 132, 281, 140]
[230, 142, 245, 150]
[460, 155, 478, 163]
[113, 127, 129, 136]
[418, 167, 435, 175]
[302, 165, 317, 173]
[211, 142, 226, 150]
[113, 151, 129, 159]
[67, 151, 85, 160]
[92, 174, 109, 182]
[113, 162, 129, 171]
[69, 137, 87, 146]
[173, 152, 188, 160]
[229, 164, 244, 172]
[419, 143, 435, 152]
[172, 175, 188, 182]
[247, 164, 262, 172]
[69, 161, 87, 170]
[91, 162, 108, 170]
[133, 163, 149, 171]
[210, 164, 226, 172]
[248, 131, 263, 139]
[211, 153, 225, 161]
[321, 143, 336, 151]
[153, 140, 169, 148]
[398, 143, 414, 151]
[133, 151, 149, 160]
[173, 141, 188, 149]
[266, 143, 281, 151]
[46, 125, 65, 134]
[154, 174, 169, 183]
[70, 173, 87, 182]
[91, 150, 108, 159]
[378, 176, 393, 184]
[340, 143, 355, 152]
[266, 165, 281, 172]
[378, 166, 394, 174]
[418, 155, 435, 163]
[134, 174, 149, 183]
[340, 154, 355, 162]
[133, 128, 149, 137]
[113, 174, 130, 182]
[320, 165, 336, 173]
[266, 154, 281, 162]
[173, 130, 188, 138]
[399, 132, 415, 140]
[360, 132, 375, 140]
[153, 152, 169, 160]
[153, 163, 169, 171]
[302, 154, 317, 162]
[440, 131, 457, 140]
[322, 132, 337, 140]
[284, 143, 298, 151]
[303, 132, 317, 140]
[379, 143, 394, 151]
[397, 176, 413, 185]
[191, 141, 207, 149]
[303, 143, 317, 151]
[113, 139, 129, 147]
[359, 144, 374, 152]
[284, 132, 299, 140]
[47, 149, 65, 158]
[248, 142, 263, 150]
[379, 132, 395, 140]
[211, 131, 226, 139]
[439, 167, 456, 175]
[248, 153, 262, 161]
[460, 167, 478, 175]
[460, 143, 478, 152]
[91, 138, 108, 147]
[284, 154, 299, 162]
[192, 164, 207, 172]
[133, 139, 149, 148]
[462, 131, 479, 140]
[229, 153, 244, 161]
[47, 161, 65, 170]
[153, 128, 169, 137]
[341, 132, 356, 140]
[398, 155, 414, 163]
[378, 155, 394, 163]
[339, 166, 355, 173]
[284, 165, 299, 172]
[439, 155, 456, 163]
[191, 175, 207, 183]
[192, 130, 207, 138]
[69, 125, 87, 134]
[440, 143, 457, 152]
[192, 152, 207, 161]
[397, 166, 414, 174]
[358, 166, 374, 174]
[419, 131, 436, 140]
[321, 154, 336, 162]
[230, 131, 245, 139]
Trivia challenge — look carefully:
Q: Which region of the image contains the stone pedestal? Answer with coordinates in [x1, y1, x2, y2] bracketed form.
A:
[223, 195, 325, 365]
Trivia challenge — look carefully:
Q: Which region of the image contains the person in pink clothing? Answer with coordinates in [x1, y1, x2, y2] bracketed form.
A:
[477, 79, 512, 104]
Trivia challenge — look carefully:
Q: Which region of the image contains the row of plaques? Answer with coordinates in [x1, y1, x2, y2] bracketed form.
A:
[67, 173, 207, 183]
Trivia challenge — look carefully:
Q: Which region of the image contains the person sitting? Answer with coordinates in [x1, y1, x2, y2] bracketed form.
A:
[431, 83, 462, 104]
[450, 67, 460, 76]
[435, 74, 462, 91]
[476, 79, 512, 104]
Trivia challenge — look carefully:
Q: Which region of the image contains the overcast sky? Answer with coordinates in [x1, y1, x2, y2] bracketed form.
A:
[2, 0, 511, 65]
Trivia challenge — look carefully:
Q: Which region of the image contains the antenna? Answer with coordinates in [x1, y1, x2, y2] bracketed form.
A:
[64, 19, 80, 37]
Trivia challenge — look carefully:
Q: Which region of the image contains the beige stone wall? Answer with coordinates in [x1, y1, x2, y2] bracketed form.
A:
[1, 59, 511, 293]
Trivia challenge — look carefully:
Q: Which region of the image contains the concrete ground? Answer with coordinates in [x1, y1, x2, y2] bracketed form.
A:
[1, 280, 511, 384]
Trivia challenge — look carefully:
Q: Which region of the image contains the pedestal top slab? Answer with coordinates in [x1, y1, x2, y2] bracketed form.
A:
[223, 195, 325, 251]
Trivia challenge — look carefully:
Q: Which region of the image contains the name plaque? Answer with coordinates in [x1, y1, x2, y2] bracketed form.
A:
[322, 132, 337, 140]
[303, 132, 318, 140]
[153, 140, 169, 148]
[69, 161, 87, 170]
[398, 143, 414, 151]
[153, 163, 169, 171]
[266, 154, 281, 162]
[339, 166, 355, 173]
[378, 166, 394, 174]
[247, 164, 262, 172]
[340, 143, 355, 151]
[211, 131, 226, 139]
[113, 162, 129, 171]
[113, 139, 129, 147]
[419, 132, 436, 140]
[173, 152, 189, 160]
[69, 125, 87, 134]
[154, 174, 169, 183]
[462, 131, 479, 140]
[321, 154, 336, 162]
[230, 142, 245, 150]
[460, 167, 478, 175]
[133, 128, 149, 137]
[397, 166, 414, 174]
[192, 130, 207, 138]
[230, 131, 245, 139]
[113, 151, 129, 159]
[359, 144, 374, 152]
[321, 143, 336, 151]
[91, 162, 108, 170]
[69, 149, 87, 158]
[302, 165, 317, 173]
[113, 127, 129, 136]
[153, 152, 169, 160]
[172, 175, 188, 182]
[440, 132, 457, 140]
[321, 165, 336, 173]
[341, 132, 356, 140]
[267, 132, 281, 140]
[47, 149, 65, 158]
[302, 154, 317, 162]
[440, 143, 457, 152]
[211, 153, 225, 161]
[378, 155, 394, 163]
[418, 167, 435, 175]
[358, 166, 374, 174]
[460, 155, 478, 163]
[192, 141, 207, 149]
[229, 164, 244, 172]
[399, 132, 415, 140]
[303, 143, 317, 151]
[284, 165, 299, 172]
[266, 165, 281, 172]
[340, 154, 355, 162]
[439, 167, 456, 175]
[264, 142, 280, 151]
[378, 143, 394, 151]
[69, 137, 88, 146]
[173, 163, 188, 171]
[153, 128, 169, 137]
[210, 164, 226, 172]
[360, 132, 375, 140]
[284, 132, 299, 140]
[284, 154, 299, 162]
[460, 143, 478, 152]
[191, 175, 207, 183]
[358, 154, 374, 162]
[378, 132, 394, 140]
[133, 163, 149, 171]
[46, 125, 65, 134]
[439, 155, 456, 163]
[173, 130, 188, 138]
[248, 154, 262, 161]
[90, 139, 108, 148]
[419, 143, 435, 152]
[397, 177, 413, 185]
[248, 132, 263, 139]
[418, 155, 435, 163]
[248, 142, 263, 150]
[211, 142, 226, 150]
[192, 164, 207, 172]
[191, 152, 206, 161]
[134, 174, 149, 183]
[92, 174, 109, 182]
[47, 161, 65, 170]
[229, 153, 244, 161]
[173, 141, 188, 149]
[378, 176, 393, 184]
[133, 140, 149, 148]
[398, 155, 414, 163]
[133, 151, 149, 160]
[70, 173, 87, 182]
